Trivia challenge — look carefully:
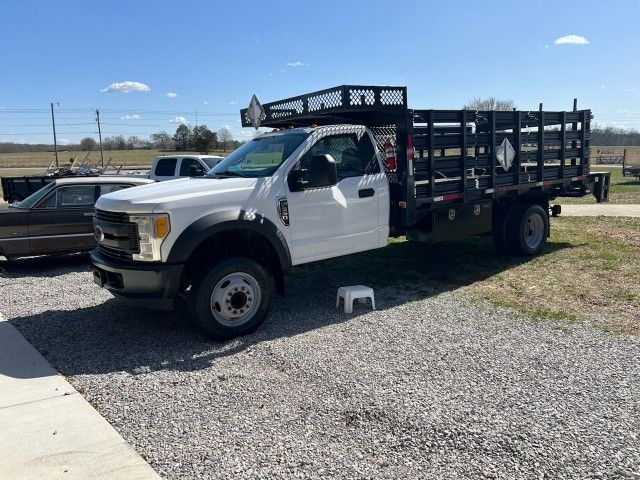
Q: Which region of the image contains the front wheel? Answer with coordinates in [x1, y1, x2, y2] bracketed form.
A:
[190, 258, 272, 340]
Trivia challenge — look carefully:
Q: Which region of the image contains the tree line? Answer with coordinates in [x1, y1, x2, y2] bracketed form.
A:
[89, 125, 241, 152]
[2, 104, 640, 153]
[0, 125, 242, 154]
[590, 125, 640, 146]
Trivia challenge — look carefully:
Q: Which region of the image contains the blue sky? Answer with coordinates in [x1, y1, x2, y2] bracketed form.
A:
[1, 0, 639, 143]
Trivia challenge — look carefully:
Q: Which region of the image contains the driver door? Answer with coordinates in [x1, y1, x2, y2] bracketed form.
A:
[28, 184, 97, 254]
[286, 129, 388, 264]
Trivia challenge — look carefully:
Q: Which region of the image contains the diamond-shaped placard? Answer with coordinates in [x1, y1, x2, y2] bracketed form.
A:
[496, 138, 516, 171]
[246, 94, 264, 130]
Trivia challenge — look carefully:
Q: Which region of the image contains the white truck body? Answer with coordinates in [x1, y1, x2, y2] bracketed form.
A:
[98, 125, 389, 265]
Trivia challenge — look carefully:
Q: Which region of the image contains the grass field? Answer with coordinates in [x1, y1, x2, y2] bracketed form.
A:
[0, 149, 230, 169]
[307, 216, 640, 335]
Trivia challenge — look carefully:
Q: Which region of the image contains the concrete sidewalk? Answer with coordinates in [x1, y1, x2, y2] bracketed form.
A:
[0, 314, 160, 480]
[560, 204, 640, 217]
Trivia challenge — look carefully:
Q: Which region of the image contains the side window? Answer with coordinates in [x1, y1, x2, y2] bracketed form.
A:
[38, 192, 57, 208]
[56, 185, 96, 208]
[99, 184, 130, 197]
[297, 133, 380, 184]
[179, 158, 206, 176]
[154, 158, 177, 176]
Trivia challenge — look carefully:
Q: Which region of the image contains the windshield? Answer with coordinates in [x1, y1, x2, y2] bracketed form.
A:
[202, 157, 223, 169]
[209, 133, 308, 178]
[13, 182, 56, 209]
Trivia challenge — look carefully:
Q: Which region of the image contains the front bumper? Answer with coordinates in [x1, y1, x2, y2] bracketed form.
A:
[90, 249, 184, 310]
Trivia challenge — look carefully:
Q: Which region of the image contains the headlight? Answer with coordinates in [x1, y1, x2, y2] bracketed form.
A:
[129, 214, 170, 261]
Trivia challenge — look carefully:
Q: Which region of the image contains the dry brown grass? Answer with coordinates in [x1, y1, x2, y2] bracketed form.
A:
[0, 149, 229, 168]
[469, 217, 640, 334]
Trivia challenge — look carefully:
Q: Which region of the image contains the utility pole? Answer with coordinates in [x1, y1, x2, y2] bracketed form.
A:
[95, 109, 104, 168]
[50, 102, 59, 167]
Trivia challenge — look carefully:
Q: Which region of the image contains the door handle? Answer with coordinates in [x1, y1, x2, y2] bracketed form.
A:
[83, 212, 95, 217]
[358, 188, 375, 198]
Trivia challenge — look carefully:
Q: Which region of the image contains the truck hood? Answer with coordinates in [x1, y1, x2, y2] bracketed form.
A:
[96, 177, 259, 213]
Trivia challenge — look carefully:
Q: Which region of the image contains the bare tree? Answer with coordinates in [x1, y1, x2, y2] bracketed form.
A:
[80, 137, 97, 151]
[464, 97, 516, 111]
[150, 131, 175, 150]
[217, 127, 233, 151]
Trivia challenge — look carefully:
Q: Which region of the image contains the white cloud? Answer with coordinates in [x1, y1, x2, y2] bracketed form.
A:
[228, 100, 237, 105]
[285, 61, 310, 67]
[202, 100, 208, 105]
[235, 129, 258, 141]
[600, 84, 606, 89]
[554, 35, 590, 45]
[120, 114, 141, 120]
[100, 81, 151, 93]
[169, 116, 189, 124]
[58, 138, 72, 145]
[166, 92, 178, 98]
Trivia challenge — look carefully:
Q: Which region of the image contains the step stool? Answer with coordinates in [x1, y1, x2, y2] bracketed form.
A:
[336, 285, 376, 314]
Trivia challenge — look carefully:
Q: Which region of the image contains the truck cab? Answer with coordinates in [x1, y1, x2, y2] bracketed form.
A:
[91, 124, 389, 339]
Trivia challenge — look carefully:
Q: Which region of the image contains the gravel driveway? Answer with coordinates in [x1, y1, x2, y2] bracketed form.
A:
[1, 254, 639, 479]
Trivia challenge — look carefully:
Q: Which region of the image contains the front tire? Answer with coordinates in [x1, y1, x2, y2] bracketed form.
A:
[190, 258, 272, 340]
[506, 204, 549, 255]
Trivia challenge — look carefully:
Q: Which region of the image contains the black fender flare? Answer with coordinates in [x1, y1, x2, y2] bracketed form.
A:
[166, 210, 292, 270]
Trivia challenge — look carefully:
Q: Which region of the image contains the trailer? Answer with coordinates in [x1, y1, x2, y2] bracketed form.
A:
[622, 149, 640, 179]
[0, 154, 110, 203]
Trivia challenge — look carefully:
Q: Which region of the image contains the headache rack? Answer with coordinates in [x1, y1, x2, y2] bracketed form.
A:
[241, 85, 608, 232]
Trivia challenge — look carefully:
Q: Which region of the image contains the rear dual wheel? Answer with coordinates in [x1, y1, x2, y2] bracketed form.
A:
[494, 203, 548, 255]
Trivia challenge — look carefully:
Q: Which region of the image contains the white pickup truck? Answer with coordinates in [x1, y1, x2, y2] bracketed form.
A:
[126, 155, 224, 181]
[91, 85, 609, 340]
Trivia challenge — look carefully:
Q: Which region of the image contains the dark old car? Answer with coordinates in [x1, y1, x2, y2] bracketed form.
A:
[0, 176, 153, 259]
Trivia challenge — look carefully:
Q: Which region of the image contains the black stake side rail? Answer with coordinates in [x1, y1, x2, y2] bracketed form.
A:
[240, 85, 604, 230]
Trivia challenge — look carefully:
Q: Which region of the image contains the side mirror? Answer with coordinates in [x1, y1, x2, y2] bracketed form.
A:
[308, 154, 337, 188]
[189, 164, 205, 177]
[287, 169, 304, 192]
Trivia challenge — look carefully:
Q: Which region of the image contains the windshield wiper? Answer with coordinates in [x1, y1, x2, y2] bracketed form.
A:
[211, 171, 247, 178]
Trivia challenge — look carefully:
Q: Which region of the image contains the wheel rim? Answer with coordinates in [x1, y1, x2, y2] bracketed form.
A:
[524, 212, 545, 249]
[210, 272, 261, 327]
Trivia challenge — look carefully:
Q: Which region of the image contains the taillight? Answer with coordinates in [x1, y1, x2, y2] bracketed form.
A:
[384, 141, 397, 171]
[407, 134, 414, 160]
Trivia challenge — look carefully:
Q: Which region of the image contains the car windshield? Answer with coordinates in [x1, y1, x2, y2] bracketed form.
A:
[209, 132, 308, 178]
[202, 157, 223, 169]
[12, 182, 56, 209]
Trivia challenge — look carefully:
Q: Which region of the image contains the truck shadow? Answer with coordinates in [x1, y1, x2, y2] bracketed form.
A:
[5, 238, 573, 379]
[0, 252, 91, 278]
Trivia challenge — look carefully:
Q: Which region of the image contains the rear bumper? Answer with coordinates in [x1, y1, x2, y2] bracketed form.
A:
[90, 249, 183, 310]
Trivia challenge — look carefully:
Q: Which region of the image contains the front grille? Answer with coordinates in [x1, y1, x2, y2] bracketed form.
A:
[98, 243, 133, 261]
[96, 209, 129, 223]
[95, 209, 139, 259]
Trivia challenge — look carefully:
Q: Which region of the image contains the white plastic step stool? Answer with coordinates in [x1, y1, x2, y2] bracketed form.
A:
[336, 285, 376, 314]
